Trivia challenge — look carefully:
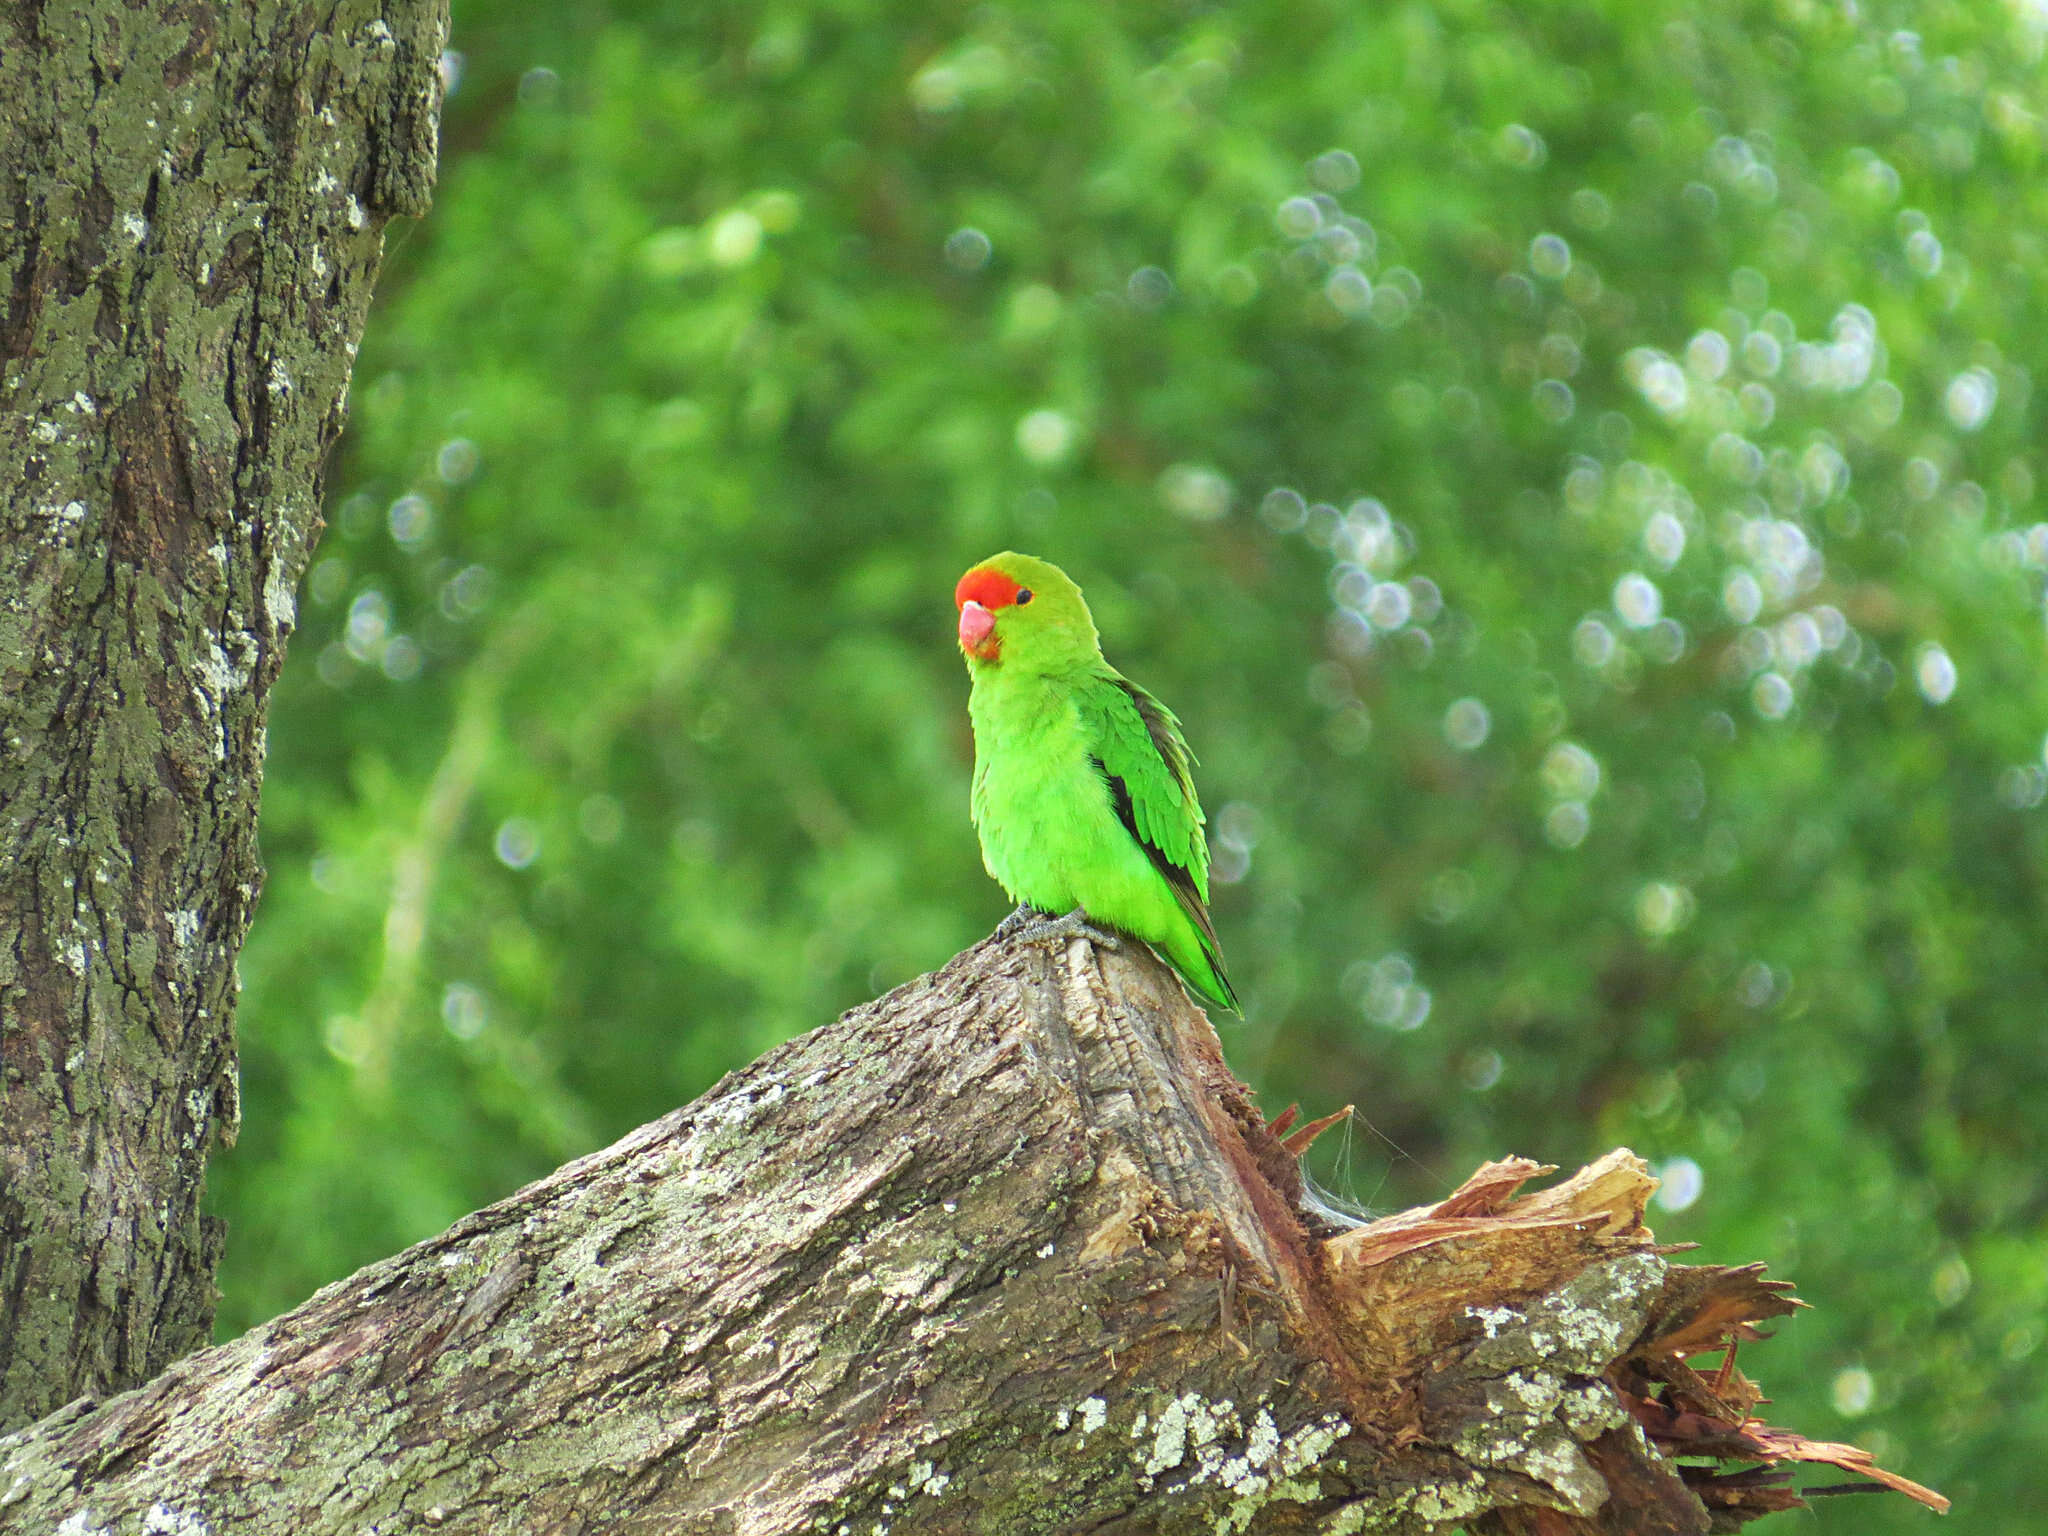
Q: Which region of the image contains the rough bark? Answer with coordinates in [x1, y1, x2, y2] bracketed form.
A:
[0, 937, 1943, 1535]
[0, 0, 445, 1428]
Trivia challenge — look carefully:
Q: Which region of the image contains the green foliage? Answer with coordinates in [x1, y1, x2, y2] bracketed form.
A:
[216, 0, 2047, 1524]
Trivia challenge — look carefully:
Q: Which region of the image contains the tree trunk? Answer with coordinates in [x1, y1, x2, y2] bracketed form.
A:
[0, 937, 1944, 1535]
[0, 0, 445, 1429]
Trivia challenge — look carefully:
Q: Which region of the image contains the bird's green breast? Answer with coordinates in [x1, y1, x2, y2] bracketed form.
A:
[967, 669, 1177, 933]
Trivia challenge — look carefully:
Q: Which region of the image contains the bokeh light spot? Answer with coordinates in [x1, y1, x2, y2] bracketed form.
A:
[1443, 697, 1490, 750]
[943, 226, 992, 272]
[1831, 1367, 1875, 1417]
[1529, 232, 1571, 279]
[494, 818, 541, 870]
[1915, 643, 1957, 704]
[1653, 1156, 1703, 1212]
[1015, 409, 1077, 466]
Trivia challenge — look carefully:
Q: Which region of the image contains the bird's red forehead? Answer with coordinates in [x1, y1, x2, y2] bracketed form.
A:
[955, 567, 1023, 611]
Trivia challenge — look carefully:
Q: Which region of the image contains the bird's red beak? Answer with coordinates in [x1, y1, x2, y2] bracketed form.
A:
[958, 600, 996, 654]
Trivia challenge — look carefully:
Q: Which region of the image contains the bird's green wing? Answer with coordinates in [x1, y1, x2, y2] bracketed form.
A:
[1075, 670, 1223, 954]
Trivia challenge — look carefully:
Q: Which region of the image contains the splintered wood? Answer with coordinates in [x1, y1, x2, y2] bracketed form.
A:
[1302, 1140, 1950, 1529]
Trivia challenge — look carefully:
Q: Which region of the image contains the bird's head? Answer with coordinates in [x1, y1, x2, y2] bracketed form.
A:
[955, 552, 1099, 673]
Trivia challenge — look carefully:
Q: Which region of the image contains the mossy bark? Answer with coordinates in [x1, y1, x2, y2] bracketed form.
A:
[0, 937, 1938, 1534]
[0, 0, 445, 1430]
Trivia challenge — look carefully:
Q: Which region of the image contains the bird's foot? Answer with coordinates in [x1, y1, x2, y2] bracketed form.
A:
[992, 903, 1041, 941]
[1005, 906, 1122, 953]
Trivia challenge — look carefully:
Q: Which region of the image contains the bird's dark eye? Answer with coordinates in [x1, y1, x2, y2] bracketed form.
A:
[1015, 588, 1033, 606]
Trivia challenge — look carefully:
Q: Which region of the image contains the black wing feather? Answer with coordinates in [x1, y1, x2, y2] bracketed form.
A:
[1089, 677, 1226, 963]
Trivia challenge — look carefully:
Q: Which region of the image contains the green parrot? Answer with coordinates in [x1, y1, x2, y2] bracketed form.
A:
[954, 552, 1238, 1011]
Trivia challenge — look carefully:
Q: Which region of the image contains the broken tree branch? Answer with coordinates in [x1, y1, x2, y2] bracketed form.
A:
[0, 935, 1944, 1534]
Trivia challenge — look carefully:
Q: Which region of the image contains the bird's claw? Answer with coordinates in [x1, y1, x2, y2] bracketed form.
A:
[1004, 907, 1122, 953]
[992, 903, 1040, 941]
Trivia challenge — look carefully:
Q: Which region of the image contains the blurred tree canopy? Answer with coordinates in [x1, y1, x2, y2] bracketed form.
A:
[213, 0, 2047, 1526]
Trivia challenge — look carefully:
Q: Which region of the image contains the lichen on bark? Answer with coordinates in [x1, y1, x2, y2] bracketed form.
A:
[0, 0, 446, 1430]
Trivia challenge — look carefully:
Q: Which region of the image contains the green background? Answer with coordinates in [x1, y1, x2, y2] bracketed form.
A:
[214, 1, 2047, 1525]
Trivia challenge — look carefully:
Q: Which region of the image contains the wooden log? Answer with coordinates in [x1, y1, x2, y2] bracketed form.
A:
[0, 934, 1944, 1534]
